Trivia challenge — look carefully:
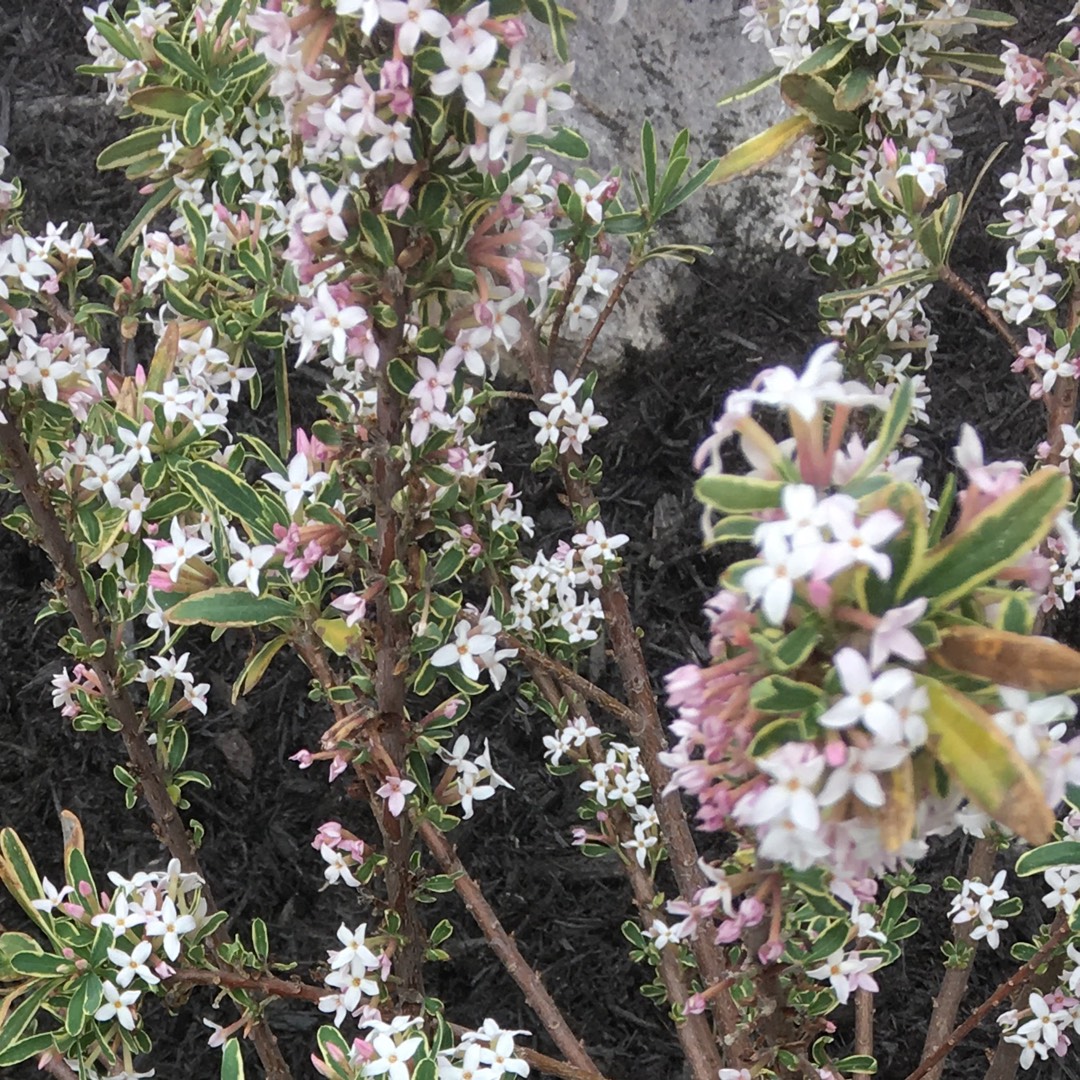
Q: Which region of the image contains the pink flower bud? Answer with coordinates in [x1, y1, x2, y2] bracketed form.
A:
[881, 138, 898, 167]
[685, 993, 706, 1015]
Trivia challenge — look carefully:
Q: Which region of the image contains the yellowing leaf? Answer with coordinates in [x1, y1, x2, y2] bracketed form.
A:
[921, 677, 1053, 845]
[880, 756, 915, 852]
[931, 625, 1080, 693]
[708, 115, 813, 186]
[314, 618, 361, 658]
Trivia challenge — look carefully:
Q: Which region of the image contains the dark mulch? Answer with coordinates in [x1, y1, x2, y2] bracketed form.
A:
[2, 2, 1079, 1078]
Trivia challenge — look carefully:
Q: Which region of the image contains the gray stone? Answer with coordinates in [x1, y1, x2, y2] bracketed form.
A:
[538, 0, 789, 369]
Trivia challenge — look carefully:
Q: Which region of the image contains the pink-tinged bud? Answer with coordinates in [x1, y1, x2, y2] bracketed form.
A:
[74, 957, 89, 971]
[351, 1037, 376, 1062]
[290, 748, 315, 768]
[806, 576, 833, 609]
[61, 901, 85, 918]
[327, 754, 350, 783]
[382, 183, 411, 220]
[881, 138, 898, 167]
[467, 542, 483, 557]
[685, 993, 706, 1015]
[1068, 27, 1080, 45]
[824, 740, 847, 767]
[78, 880, 93, 897]
[739, 896, 765, 927]
[154, 960, 175, 978]
[501, 17, 527, 45]
[148, 569, 179, 592]
[61, 947, 76, 959]
[444, 699, 461, 719]
[758, 938, 784, 965]
[312, 1053, 334, 1078]
[327, 1043, 346, 1062]
[571, 827, 587, 846]
[714, 917, 742, 944]
[823, 1020, 837, 1034]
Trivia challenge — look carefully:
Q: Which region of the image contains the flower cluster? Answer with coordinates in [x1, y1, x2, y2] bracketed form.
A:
[666, 345, 1080, 891]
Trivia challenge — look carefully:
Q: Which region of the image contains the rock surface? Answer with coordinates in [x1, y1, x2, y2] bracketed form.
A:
[549, 0, 789, 369]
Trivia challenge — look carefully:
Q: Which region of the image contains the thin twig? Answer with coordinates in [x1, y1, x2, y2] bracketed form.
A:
[917, 837, 997, 1080]
[854, 988, 874, 1080]
[938, 265, 1023, 358]
[517, 314, 747, 1067]
[418, 819, 602, 1077]
[569, 263, 638, 383]
[903, 914, 1071, 1080]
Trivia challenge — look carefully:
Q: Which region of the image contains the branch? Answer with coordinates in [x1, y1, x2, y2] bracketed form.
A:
[0, 411, 293, 1080]
[854, 989, 873, 1080]
[939, 265, 1023, 358]
[569, 262, 638, 383]
[418, 819, 602, 1077]
[517, 318, 745, 1064]
[372, 280, 428, 1006]
[917, 837, 997, 1080]
[903, 914, 1072, 1080]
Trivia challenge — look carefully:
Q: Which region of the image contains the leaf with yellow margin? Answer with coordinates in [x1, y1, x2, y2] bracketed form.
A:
[921, 677, 1053, 845]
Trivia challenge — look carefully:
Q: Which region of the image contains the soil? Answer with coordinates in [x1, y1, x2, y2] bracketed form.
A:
[2, 2, 1080, 1079]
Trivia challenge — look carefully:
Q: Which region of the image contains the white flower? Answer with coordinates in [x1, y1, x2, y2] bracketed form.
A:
[108, 940, 160, 988]
[94, 981, 141, 1031]
[430, 621, 496, 682]
[30, 876, 73, 913]
[742, 531, 818, 625]
[145, 896, 196, 962]
[819, 649, 914, 744]
[262, 453, 329, 516]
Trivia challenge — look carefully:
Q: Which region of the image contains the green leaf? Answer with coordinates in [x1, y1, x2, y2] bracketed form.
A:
[929, 50, 1006, 75]
[0, 981, 52, 1055]
[221, 1038, 246, 1080]
[902, 468, 1068, 609]
[181, 200, 209, 266]
[183, 99, 213, 146]
[659, 159, 720, 217]
[97, 126, 171, 172]
[117, 179, 179, 253]
[188, 460, 266, 530]
[0, 1030, 58, 1067]
[751, 676, 823, 713]
[819, 267, 934, 305]
[167, 588, 298, 628]
[251, 918, 268, 962]
[360, 210, 396, 267]
[128, 85, 204, 121]
[716, 66, 781, 108]
[641, 121, 657, 202]
[528, 126, 589, 160]
[951, 8, 1016, 27]
[0, 829, 49, 932]
[833, 1055, 877, 1074]
[780, 73, 860, 132]
[1015, 841, 1080, 877]
[802, 920, 850, 965]
[921, 677, 1054, 845]
[772, 619, 821, 671]
[66, 973, 103, 1038]
[429, 919, 454, 947]
[8, 951, 70, 976]
[708, 516, 758, 544]
[709, 115, 814, 186]
[432, 547, 465, 585]
[796, 38, 853, 75]
[833, 68, 875, 111]
[154, 34, 207, 81]
[233, 634, 289, 702]
[695, 474, 784, 514]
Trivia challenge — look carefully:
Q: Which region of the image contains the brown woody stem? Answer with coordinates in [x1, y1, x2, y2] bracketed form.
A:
[372, 285, 427, 1006]
[918, 837, 997, 1080]
[418, 819, 602, 1076]
[569, 263, 637, 383]
[938, 265, 1023, 358]
[903, 914, 1072, 1080]
[518, 316, 746, 1066]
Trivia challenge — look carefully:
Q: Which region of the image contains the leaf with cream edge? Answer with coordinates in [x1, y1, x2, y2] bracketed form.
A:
[930, 626, 1080, 693]
[708, 114, 814, 186]
[1014, 841, 1080, 877]
[900, 468, 1069, 609]
[920, 677, 1054, 845]
[0, 830, 50, 933]
[695, 474, 785, 514]
[221, 1038, 246, 1080]
[167, 588, 298, 628]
